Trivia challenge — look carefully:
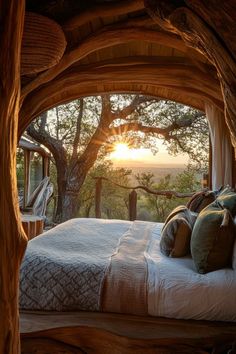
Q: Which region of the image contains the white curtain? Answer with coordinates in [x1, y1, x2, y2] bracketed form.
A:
[205, 103, 232, 190]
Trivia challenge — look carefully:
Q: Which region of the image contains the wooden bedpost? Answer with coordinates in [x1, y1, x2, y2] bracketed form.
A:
[95, 178, 102, 218]
[129, 190, 137, 221]
[0, 1, 28, 353]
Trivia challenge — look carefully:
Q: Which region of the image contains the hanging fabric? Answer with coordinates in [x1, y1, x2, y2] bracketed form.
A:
[205, 104, 232, 190]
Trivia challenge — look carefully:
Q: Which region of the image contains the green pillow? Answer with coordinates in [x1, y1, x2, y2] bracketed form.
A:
[215, 188, 236, 217]
[191, 205, 236, 274]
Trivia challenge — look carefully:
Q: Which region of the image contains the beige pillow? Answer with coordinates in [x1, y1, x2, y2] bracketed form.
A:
[160, 206, 196, 257]
[187, 190, 216, 213]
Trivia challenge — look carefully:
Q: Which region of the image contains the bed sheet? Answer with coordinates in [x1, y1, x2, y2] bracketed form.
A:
[20, 218, 236, 321]
[147, 224, 236, 321]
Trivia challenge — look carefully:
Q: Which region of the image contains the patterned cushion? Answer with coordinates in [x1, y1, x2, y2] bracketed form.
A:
[187, 190, 216, 213]
[191, 204, 236, 274]
[160, 206, 197, 258]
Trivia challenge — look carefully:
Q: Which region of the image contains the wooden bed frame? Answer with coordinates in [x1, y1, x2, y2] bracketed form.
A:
[20, 311, 236, 353]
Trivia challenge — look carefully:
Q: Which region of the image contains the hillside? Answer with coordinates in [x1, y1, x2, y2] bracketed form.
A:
[113, 162, 186, 184]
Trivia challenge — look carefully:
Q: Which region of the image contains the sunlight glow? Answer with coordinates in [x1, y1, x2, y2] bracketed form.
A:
[108, 139, 189, 166]
[110, 143, 150, 161]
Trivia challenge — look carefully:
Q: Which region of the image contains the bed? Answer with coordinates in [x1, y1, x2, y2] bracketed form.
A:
[20, 218, 236, 353]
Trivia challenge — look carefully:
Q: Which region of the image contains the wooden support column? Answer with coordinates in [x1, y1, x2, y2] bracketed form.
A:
[0, 2, 27, 354]
[95, 178, 102, 218]
[129, 190, 137, 221]
[43, 156, 49, 178]
[232, 147, 236, 189]
[23, 149, 30, 207]
[208, 135, 212, 189]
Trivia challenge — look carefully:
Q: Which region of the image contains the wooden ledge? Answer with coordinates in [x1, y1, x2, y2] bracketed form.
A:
[21, 215, 44, 240]
[20, 311, 236, 353]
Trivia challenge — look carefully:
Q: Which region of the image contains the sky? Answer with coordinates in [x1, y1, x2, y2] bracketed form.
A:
[108, 139, 189, 166]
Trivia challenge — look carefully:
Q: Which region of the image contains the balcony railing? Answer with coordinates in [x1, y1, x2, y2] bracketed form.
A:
[94, 177, 195, 221]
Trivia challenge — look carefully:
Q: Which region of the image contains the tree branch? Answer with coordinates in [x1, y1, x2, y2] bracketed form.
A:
[108, 118, 195, 138]
[63, 0, 145, 31]
[27, 116, 67, 165]
[111, 95, 158, 121]
[93, 177, 195, 198]
[20, 26, 190, 102]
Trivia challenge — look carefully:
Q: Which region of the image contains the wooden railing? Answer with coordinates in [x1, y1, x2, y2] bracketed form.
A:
[94, 177, 195, 221]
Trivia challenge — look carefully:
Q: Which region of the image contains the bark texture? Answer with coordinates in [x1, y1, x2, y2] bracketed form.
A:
[0, 1, 28, 353]
[20, 311, 236, 354]
[145, 0, 236, 147]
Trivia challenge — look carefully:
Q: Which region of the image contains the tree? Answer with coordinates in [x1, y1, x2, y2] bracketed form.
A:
[136, 166, 201, 222]
[26, 94, 208, 222]
[78, 161, 132, 220]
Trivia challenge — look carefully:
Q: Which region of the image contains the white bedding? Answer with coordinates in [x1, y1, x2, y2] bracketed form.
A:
[147, 223, 236, 322]
[20, 218, 236, 321]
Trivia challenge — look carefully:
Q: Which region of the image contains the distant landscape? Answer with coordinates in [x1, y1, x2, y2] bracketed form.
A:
[113, 161, 186, 184]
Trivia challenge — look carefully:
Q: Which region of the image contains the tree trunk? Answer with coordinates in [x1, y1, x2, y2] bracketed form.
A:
[54, 162, 67, 223]
[0, 1, 28, 353]
[54, 166, 86, 222]
[60, 191, 81, 222]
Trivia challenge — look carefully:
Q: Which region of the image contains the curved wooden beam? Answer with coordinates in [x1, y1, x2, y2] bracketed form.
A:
[63, 0, 145, 32]
[185, 0, 236, 61]
[20, 311, 236, 354]
[19, 62, 222, 136]
[19, 84, 208, 137]
[169, 8, 236, 144]
[0, 1, 28, 352]
[21, 27, 189, 102]
[145, 0, 236, 147]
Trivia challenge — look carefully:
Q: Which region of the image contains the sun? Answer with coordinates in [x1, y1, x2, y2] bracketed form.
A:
[109, 142, 150, 161]
[110, 143, 130, 160]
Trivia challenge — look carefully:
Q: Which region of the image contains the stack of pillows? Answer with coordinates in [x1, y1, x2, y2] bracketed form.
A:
[160, 187, 236, 274]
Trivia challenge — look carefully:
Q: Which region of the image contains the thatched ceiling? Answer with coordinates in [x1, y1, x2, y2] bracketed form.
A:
[19, 0, 230, 136]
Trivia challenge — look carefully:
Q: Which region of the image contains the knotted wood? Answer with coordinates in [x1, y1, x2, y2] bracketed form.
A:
[145, 0, 236, 147]
[20, 311, 236, 354]
[0, 1, 28, 353]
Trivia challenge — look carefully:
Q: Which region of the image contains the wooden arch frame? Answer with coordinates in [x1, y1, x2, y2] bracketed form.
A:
[19, 60, 222, 136]
[1, 1, 236, 353]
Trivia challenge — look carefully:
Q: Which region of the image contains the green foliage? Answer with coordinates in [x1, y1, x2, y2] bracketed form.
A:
[78, 160, 132, 219]
[78, 164, 201, 222]
[27, 94, 209, 222]
[34, 95, 209, 168]
[136, 166, 201, 222]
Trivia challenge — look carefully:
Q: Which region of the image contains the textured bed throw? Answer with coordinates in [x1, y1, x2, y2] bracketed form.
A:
[20, 218, 155, 313]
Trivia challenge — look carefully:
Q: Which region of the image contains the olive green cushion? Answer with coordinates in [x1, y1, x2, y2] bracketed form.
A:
[191, 205, 236, 274]
[215, 188, 236, 217]
[160, 206, 197, 257]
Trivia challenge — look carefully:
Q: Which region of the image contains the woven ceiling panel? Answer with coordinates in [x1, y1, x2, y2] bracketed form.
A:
[21, 12, 66, 75]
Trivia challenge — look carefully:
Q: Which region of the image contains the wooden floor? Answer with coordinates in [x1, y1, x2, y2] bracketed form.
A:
[20, 311, 236, 353]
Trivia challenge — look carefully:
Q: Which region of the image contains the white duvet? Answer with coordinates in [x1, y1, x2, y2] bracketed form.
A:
[147, 224, 236, 322]
[21, 218, 236, 321]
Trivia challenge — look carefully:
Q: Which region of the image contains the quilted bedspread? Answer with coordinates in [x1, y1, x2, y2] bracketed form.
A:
[20, 218, 156, 313]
